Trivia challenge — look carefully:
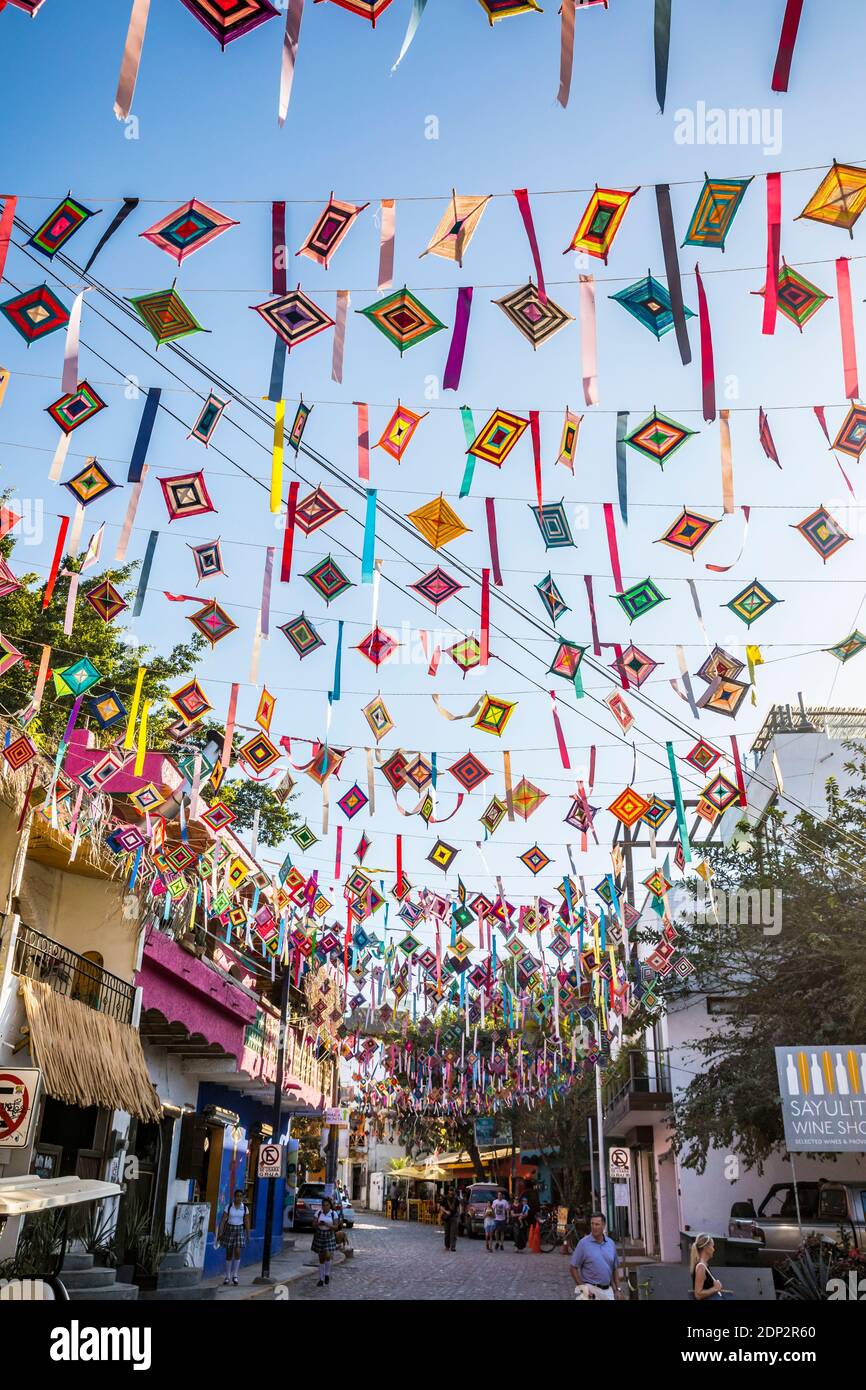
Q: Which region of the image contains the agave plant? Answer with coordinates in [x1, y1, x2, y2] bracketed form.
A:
[779, 1235, 843, 1300]
[70, 1201, 118, 1265]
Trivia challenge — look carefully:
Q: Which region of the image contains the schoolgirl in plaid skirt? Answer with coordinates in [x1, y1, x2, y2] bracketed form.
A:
[312, 1198, 338, 1287]
[217, 1190, 250, 1286]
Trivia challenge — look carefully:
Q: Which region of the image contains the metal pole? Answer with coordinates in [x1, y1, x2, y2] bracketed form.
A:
[325, 1051, 339, 1188]
[790, 1151, 804, 1243]
[595, 1065, 607, 1220]
[258, 965, 291, 1283]
[587, 1115, 597, 1210]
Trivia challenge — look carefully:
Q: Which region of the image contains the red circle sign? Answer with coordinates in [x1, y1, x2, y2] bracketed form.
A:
[0, 1073, 30, 1140]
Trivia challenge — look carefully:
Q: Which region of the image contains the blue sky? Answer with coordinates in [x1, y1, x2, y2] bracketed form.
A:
[1, 0, 865, 913]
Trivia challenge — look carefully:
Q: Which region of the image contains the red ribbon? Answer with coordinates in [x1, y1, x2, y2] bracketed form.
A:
[0, 195, 17, 285]
[272, 200, 287, 295]
[758, 407, 781, 467]
[530, 409, 542, 508]
[584, 574, 601, 655]
[280, 479, 299, 581]
[730, 735, 748, 807]
[485, 497, 503, 586]
[602, 502, 623, 594]
[396, 833, 403, 895]
[550, 691, 571, 770]
[695, 262, 716, 422]
[480, 567, 490, 666]
[42, 514, 70, 611]
[771, 0, 804, 92]
[836, 257, 859, 400]
[513, 188, 547, 303]
[762, 172, 782, 336]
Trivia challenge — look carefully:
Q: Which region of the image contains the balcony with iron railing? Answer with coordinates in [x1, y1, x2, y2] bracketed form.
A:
[12, 923, 136, 1025]
[602, 1048, 673, 1136]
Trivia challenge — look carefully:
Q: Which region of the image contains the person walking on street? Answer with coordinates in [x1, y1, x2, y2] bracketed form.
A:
[492, 1189, 510, 1251]
[439, 1186, 461, 1252]
[483, 1200, 496, 1251]
[216, 1188, 250, 1286]
[511, 1191, 529, 1251]
[388, 1184, 399, 1220]
[312, 1196, 338, 1287]
[690, 1234, 734, 1301]
[569, 1213, 621, 1300]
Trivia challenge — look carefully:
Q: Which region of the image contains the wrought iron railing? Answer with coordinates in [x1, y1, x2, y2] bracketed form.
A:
[12, 923, 136, 1024]
[602, 1049, 672, 1119]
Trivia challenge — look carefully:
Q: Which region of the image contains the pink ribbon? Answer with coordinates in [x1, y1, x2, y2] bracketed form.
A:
[355, 401, 370, 481]
[513, 188, 547, 303]
[762, 172, 782, 336]
[377, 199, 396, 291]
[836, 257, 859, 400]
[332, 289, 350, 383]
[602, 502, 623, 593]
[579, 275, 598, 405]
[114, 0, 150, 120]
[485, 498, 503, 586]
[695, 262, 716, 422]
[771, 0, 804, 92]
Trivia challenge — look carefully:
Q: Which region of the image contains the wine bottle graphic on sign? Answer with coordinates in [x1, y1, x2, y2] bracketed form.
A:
[835, 1053, 850, 1096]
[785, 1053, 799, 1096]
[810, 1054, 824, 1096]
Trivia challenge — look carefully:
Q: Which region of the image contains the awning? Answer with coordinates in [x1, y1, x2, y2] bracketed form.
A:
[21, 977, 162, 1122]
[0, 1176, 122, 1216]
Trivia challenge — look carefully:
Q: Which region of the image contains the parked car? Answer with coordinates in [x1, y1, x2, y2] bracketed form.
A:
[728, 1180, 866, 1265]
[461, 1183, 510, 1239]
[292, 1183, 355, 1232]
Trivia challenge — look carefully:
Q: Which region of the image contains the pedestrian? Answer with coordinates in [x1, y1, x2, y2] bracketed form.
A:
[690, 1234, 734, 1301]
[492, 1189, 510, 1251]
[483, 1200, 496, 1252]
[389, 1183, 399, 1220]
[511, 1191, 529, 1251]
[569, 1212, 621, 1301]
[312, 1196, 338, 1287]
[216, 1187, 249, 1287]
[438, 1186, 461, 1252]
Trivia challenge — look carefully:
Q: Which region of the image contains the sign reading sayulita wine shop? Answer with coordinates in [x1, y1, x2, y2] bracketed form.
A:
[775, 1047, 866, 1151]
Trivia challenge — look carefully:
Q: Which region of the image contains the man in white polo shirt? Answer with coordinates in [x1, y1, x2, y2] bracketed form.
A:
[569, 1213, 621, 1300]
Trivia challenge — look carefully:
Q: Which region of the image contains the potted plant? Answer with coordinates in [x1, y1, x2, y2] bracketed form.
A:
[70, 1202, 117, 1268]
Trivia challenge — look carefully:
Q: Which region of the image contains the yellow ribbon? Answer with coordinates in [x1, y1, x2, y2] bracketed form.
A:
[271, 399, 285, 513]
[134, 698, 151, 776]
[124, 666, 147, 750]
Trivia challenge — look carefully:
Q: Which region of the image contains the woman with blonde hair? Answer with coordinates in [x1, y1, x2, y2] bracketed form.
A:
[690, 1234, 733, 1300]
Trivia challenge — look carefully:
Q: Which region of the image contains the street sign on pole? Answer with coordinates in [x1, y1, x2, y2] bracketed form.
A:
[608, 1147, 631, 1182]
[0, 1069, 40, 1148]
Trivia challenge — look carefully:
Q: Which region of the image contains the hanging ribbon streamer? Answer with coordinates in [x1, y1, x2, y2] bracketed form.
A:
[720, 408, 735, 514]
[602, 502, 623, 593]
[549, 691, 571, 769]
[694, 262, 716, 422]
[480, 567, 490, 667]
[61, 290, 87, 396]
[332, 289, 350, 383]
[758, 407, 781, 467]
[0, 195, 18, 285]
[579, 274, 599, 405]
[459, 404, 478, 497]
[278, 0, 304, 126]
[83, 196, 138, 274]
[0, 368, 9, 410]
[557, 0, 576, 107]
[33, 644, 51, 711]
[362, 488, 377, 582]
[615, 410, 629, 524]
[530, 409, 543, 509]
[48, 430, 72, 483]
[816, 404, 855, 496]
[222, 683, 239, 767]
[281, 480, 299, 582]
[513, 188, 547, 303]
[763, 171, 782, 335]
[365, 747, 375, 816]
[42, 514, 70, 611]
[730, 735, 748, 807]
[334, 825, 343, 881]
[584, 575, 601, 654]
[377, 198, 396, 289]
[656, 184, 692, 365]
[132, 530, 158, 617]
[392, 0, 426, 69]
[63, 695, 84, 747]
[395, 833, 403, 895]
[270, 398, 285, 512]
[706, 504, 750, 572]
[272, 200, 287, 294]
[653, 0, 672, 112]
[329, 620, 344, 705]
[355, 401, 370, 481]
[676, 645, 700, 719]
[114, 471, 146, 563]
[746, 643, 764, 706]
[124, 666, 147, 751]
[431, 695, 483, 722]
[485, 497, 503, 586]
[836, 257, 859, 400]
[686, 577, 712, 653]
[503, 750, 515, 821]
[268, 336, 287, 402]
[114, 0, 150, 119]
[444, 286, 473, 393]
[67, 503, 86, 558]
[259, 546, 274, 639]
[128, 385, 161, 482]
[666, 740, 692, 863]
[771, 0, 804, 91]
[134, 698, 151, 777]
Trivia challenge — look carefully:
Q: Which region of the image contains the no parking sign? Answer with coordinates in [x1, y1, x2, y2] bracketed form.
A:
[258, 1142, 285, 1179]
[0, 1069, 40, 1149]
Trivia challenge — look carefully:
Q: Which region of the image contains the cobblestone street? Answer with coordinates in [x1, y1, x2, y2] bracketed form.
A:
[286, 1211, 574, 1301]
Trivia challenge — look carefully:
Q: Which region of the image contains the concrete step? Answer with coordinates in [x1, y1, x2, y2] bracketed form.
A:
[62, 1252, 94, 1271]
[156, 1267, 204, 1289]
[66, 1282, 139, 1302]
[59, 1266, 120, 1290]
[139, 1285, 216, 1302]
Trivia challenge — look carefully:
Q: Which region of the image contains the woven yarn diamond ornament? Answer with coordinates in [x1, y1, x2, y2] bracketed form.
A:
[611, 274, 696, 339]
[362, 694, 393, 742]
[239, 731, 281, 773]
[611, 643, 658, 687]
[548, 639, 585, 681]
[564, 794, 599, 833]
[251, 289, 335, 350]
[316, 0, 395, 22]
[478, 0, 542, 21]
[59, 656, 101, 695]
[696, 675, 749, 718]
[128, 286, 205, 346]
[684, 738, 721, 773]
[626, 411, 695, 468]
[188, 600, 238, 646]
[298, 196, 367, 267]
[0, 284, 69, 343]
[427, 839, 458, 872]
[0, 558, 20, 599]
[682, 176, 753, 250]
[63, 458, 117, 507]
[303, 554, 353, 605]
[201, 801, 236, 832]
[89, 691, 126, 729]
[535, 572, 570, 624]
[376, 402, 427, 462]
[140, 199, 238, 264]
[608, 786, 651, 827]
[356, 626, 399, 668]
[832, 404, 866, 459]
[0, 634, 24, 678]
[531, 500, 574, 549]
[447, 635, 483, 675]
[480, 796, 507, 835]
[798, 161, 866, 235]
[190, 538, 224, 582]
[85, 578, 127, 623]
[696, 644, 744, 683]
[473, 694, 516, 737]
[48, 383, 107, 437]
[160, 471, 216, 521]
[657, 507, 719, 555]
[29, 195, 99, 258]
[169, 679, 212, 723]
[521, 844, 551, 876]
[179, 0, 279, 46]
[725, 579, 781, 627]
[338, 784, 369, 820]
[615, 578, 668, 622]
[793, 504, 850, 562]
[493, 281, 573, 349]
[292, 823, 319, 851]
[467, 408, 528, 467]
[753, 261, 830, 331]
[826, 630, 866, 663]
[294, 486, 344, 534]
[702, 772, 740, 814]
[421, 192, 491, 266]
[359, 288, 445, 354]
[280, 613, 324, 659]
[409, 566, 463, 610]
[640, 795, 673, 830]
[189, 393, 228, 446]
[407, 495, 469, 549]
[448, 751, 490, 793]
[512, 777, 547, 820]
[564, 187, 636, 263]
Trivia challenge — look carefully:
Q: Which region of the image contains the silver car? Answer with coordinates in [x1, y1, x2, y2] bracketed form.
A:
[728, 1180, 866, 1265]
[292, 1182, 355, 1231]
